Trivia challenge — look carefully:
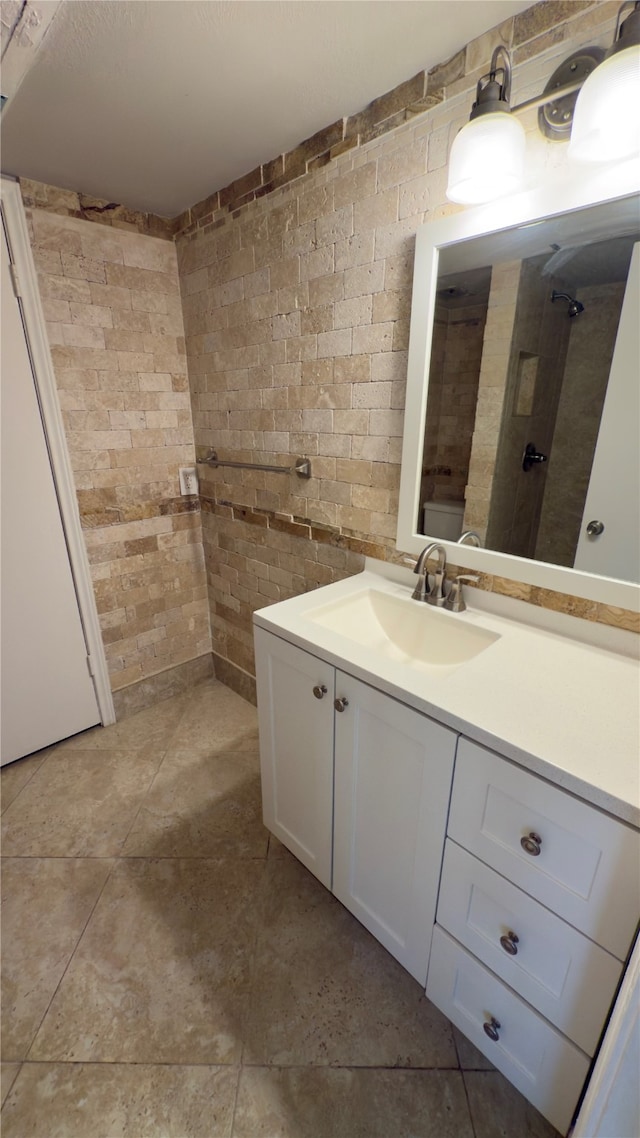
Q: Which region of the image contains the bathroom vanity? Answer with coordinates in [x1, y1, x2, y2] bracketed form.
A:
[253, 563, 640, 1135]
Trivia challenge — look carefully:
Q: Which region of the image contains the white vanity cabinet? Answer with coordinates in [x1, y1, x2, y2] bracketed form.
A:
[254, 566, 640, 1137]
[255, 629, 335, 888]
[255, 626, 456, 984]
[426, 738, 640, 1135]
[332, 669, 455, 983]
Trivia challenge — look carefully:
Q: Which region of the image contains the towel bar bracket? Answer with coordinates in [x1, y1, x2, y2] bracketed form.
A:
[197, 449, 311, 479]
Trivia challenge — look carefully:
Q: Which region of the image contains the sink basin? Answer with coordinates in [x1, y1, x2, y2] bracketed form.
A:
[306, 587, 500, 671]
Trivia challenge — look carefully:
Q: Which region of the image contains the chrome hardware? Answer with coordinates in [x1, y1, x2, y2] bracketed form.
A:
[334, 697, 349, 713]
[522, 443, 548, 472]
[483, 1016, 501, 1042]
[500, 931, 520, 956]
[411, 569, 430, 603]
[458, 530, 482, 548]
[412, 544, 447, 604]
[444, 574, 480, 613]
[521, 832, 542, 857]
[586, 520, 605, 536]
[429, 567, 447, 607]
[198, 448, 311, 479]
[313, 684, 327, 700]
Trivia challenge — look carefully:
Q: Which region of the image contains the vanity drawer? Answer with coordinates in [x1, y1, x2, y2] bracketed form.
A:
[427, 926, 590, 1135]
[437, 839, 622, 1055]
[449, 739, 640, 960]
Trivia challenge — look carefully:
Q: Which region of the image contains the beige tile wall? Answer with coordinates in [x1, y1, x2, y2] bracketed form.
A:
[176, 2, 637, 685]
[465, 261, 521, 541]
[20, 2, 637, 704]
[28, 211, 211, 691]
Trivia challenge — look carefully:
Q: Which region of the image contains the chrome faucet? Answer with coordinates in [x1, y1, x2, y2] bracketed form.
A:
[412, 543, 447, 605]
[458, 530, 482, 548]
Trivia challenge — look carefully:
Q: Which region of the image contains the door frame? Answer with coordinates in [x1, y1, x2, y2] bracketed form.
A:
[1, 176, 115, 726]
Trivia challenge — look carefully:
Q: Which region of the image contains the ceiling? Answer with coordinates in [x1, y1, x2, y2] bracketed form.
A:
[1, 0, 532, 218]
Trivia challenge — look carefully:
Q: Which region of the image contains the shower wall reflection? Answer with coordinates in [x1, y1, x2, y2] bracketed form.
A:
[420, 235, 630, 569]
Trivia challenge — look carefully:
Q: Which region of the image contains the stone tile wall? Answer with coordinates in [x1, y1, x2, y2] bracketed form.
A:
[176, 1, 637, 689]
[535, 280, 626, 566]
[422, 298, 488, 509]
[28, 210, 211, 691]
[20, 177, 176, 240]
[485, 256, 573, 558]
[465, 261, 521, 542]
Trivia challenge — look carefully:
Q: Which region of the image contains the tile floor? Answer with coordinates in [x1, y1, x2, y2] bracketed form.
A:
[1, 678, 561, 1137]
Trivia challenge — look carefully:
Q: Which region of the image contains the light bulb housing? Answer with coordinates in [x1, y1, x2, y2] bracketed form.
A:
[446, 46, 526, 205]
[568, 2, 640, 163]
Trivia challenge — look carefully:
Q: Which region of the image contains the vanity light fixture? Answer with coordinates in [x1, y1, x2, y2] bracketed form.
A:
[446, 1, 640, 205]
[569, 1, 640, 162]
[447, 46, 526, 205]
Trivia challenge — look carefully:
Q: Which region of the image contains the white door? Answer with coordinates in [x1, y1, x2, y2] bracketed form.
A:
[1, 215, 101, 765]
[333, 671, 456, 985]
[255, 628, 335, 888]
[574, 242, 640, 581]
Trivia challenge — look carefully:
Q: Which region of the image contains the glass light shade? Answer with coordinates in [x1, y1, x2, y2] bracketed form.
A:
[446, 112, 526, 204]
[568, 45, 640, 162]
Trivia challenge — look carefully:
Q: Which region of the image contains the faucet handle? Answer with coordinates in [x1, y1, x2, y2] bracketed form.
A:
[411, 569, 430, 601]
[444, 574, 479, 613]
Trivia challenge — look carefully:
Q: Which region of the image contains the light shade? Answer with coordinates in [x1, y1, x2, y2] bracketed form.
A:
[568, 44, 640, 162]
[446, 112, 526, 204]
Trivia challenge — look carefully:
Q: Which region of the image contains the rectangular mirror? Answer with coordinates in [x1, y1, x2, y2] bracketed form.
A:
[397, 170, 640, 611]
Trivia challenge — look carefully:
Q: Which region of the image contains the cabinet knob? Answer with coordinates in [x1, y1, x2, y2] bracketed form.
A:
[500, 931, 519, 956]
[483, 1016, 501, 1042]
[312, 684, 327, 700]
[520, 832, 542, 857]
[334, 697, 349, 713]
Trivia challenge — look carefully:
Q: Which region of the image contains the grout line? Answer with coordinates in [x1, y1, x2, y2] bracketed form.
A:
[228, 1063, 242, 1137]
[0, 1061, 22, 1104]
[0, 852, 269, 861]
[460, 1068, 479, 1138]
[0, 750, 50, 816]
[21, 858, 117, 1063]
[3, 1058, 465, 1070]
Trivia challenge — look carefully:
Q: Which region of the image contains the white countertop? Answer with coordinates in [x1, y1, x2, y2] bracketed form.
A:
[253, 561, 640, 829]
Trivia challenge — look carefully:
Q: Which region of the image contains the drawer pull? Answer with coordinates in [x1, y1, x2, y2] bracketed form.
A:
[334, 697, 349, 712]
[312, 684, 327, 700]
[499, 930, 520, 956]
[521, 832, 542, 857]
[483, 1016, 501, 1042]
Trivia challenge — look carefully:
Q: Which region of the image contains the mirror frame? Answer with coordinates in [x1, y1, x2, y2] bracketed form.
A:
[397, 162, 640, 612]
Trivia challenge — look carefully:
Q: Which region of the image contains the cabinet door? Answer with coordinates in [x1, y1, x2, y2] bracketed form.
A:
[333, 671, 456, 985]
[427, 927, 590, 1136]
[255, 628, 335, 888]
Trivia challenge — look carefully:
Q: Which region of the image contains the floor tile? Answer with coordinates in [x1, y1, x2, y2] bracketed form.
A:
[1, 748, 165, 857]
[453, 1025, 495, 1071]
[232, 1067, 474, 1138]
[1, 1062, 238, 1138]
[243, 851, 458, 1068]
[122, 749, 268, 859]
[50, 691, 194, 753]
[1, 1064, 21, 1107]
[463, 1070, 562, 1138]
[29, 858, 264, 1065]
[1, 751, 48, 814]
[171, 681, 259, 755]
[266, 834, 288, 859]
[1, 859, 112, 1060]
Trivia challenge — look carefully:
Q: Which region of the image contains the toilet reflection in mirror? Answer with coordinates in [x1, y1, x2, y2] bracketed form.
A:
[415, 195, 640, 584]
